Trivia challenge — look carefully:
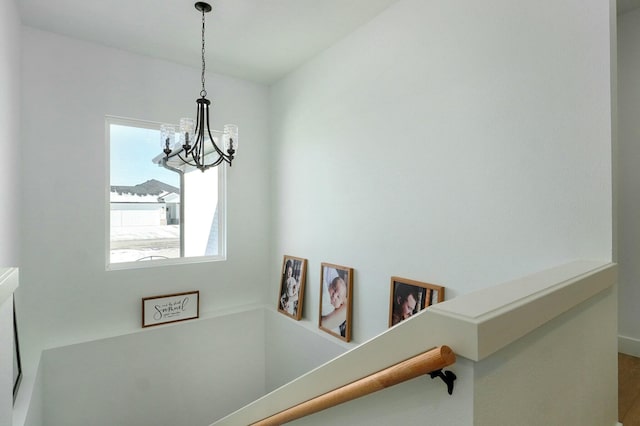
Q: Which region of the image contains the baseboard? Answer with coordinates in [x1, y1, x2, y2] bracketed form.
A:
[619, 334, 640, 357]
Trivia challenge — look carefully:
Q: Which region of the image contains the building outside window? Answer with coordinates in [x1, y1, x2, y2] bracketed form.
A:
[107, 116, 225, 269]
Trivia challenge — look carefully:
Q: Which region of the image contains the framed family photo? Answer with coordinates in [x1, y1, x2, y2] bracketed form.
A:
[389, 277, 444, 327]
[277, 255, 307, 320]
[319, 262, 353, 342]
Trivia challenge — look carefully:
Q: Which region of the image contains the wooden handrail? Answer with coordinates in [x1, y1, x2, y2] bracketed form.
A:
[251, 345, 456, 426]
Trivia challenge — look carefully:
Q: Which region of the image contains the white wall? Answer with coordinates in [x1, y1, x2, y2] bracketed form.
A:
[20, 361, 42, 426]
[270, 0, 613, 344]
[17, 307, 347, 426]
[474, 285, 617, 425]
[617, 7, 640, 356]
[264, 309, 346, 392]
[18, 27, 270, 367]
[42, 310, 265, 426]
[0, 0, 21, 266]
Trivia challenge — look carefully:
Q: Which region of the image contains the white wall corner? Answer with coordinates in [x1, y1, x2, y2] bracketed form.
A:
[619, 334, 640, 357]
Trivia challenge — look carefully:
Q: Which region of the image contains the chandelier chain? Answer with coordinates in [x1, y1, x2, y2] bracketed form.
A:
[200, 8, 207, 97]
[161, 2, 237, 171]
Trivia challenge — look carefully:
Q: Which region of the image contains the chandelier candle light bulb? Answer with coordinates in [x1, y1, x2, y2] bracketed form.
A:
[161, 124, 176, 156]
[180, 117, 195, 151]
[160, 1, 239, 172]
[223, 124, 239, 156]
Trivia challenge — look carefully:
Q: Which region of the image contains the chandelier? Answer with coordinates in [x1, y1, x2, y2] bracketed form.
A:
[161, 2, 238, 172]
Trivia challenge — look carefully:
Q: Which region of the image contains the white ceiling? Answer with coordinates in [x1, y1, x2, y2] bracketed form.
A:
[17, 0, 399, 84]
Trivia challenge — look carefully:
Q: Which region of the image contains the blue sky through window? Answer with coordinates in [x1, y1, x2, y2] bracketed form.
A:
[110, 124, 180, 188]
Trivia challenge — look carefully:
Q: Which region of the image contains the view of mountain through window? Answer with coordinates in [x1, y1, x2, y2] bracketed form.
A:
[109, 122, 181, 263]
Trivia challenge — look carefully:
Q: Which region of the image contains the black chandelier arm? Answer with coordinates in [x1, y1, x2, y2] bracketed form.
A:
[186, 151, 226, 170]
[167, 143, 230, 171]
[189, 105, 203, 162]
[165, 149, 222, 168]
[204, 108, 229, 159]
[207, 153, 228, 168]
[205, 137, 233, 166]
[190, 132, 202, 164]
[194, 97, 209, 164]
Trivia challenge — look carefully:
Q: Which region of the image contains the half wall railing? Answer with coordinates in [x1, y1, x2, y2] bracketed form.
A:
[212, 260, 617, 426]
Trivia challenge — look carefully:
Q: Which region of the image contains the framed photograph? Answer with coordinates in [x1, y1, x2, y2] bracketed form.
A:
[13, 299, 22, 403]
[277, 255, 308, 320]
[319, 262, 353, 342]
[142, 291, 199, 328]
[389, 277, 444, 327]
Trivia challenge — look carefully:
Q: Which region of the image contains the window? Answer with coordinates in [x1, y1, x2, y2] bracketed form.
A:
[106, 116, 226, 269]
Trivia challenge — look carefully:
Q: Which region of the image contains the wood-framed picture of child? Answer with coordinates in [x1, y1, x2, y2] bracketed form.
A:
[319, 262, 354, 342]
[388, 277, 445, 327]
[277, 255, 307, 320]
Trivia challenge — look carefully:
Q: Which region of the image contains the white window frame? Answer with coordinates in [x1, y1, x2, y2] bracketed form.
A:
[105, 115, 227, 271]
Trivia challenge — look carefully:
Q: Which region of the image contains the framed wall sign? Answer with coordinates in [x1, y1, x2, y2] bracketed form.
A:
[142, 291, 199, 328]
